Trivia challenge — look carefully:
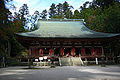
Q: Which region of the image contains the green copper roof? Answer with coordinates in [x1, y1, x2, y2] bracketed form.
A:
[17, 19, 119, 38]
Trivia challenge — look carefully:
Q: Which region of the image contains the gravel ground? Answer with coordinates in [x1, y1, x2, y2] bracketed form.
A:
[0, 65, 120, 80]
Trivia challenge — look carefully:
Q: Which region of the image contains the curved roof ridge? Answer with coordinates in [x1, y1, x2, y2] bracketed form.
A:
[16, 19, 119, 38]
[38, 19, 84, 21]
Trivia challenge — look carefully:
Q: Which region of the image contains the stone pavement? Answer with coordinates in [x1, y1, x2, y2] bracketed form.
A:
[0, 65, 120, 80]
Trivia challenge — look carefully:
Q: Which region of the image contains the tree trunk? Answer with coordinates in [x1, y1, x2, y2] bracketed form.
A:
[8, 41, 11, 57]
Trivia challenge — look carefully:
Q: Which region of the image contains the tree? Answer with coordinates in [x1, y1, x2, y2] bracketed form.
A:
[40, 9, 47, 19]
[63, 1, 69, 14]
[78, 0, 120, 59]
[62, 1, 69, 18]
[14, 12, 21, 20]
[47, 1, 73, 19]
[13, 13, 26, 32]
[56, 3, 63, 16]
[0, 0, 26, 66]
[73, 10, 80, 19]
[13, 4, 30, 32]
[62, 1, 73, 18]
[54, 3, 63, 19]
[0, 0, 30, 59]
[85, 2, 120, 33]
[29, 11, 40, 31]
[19, 4, 29, 22]
[104, 2, 120, 33]
[83, 1, 89, 9]
[49, 3, 56, 18]
[94, 0, 116, 9]
[18, 4, 29, 30]
[0, 0, 11, 58]
[65, 9, 73, 19]
[13, 4, 29, 32]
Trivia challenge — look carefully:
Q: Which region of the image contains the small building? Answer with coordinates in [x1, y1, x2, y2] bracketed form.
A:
[16, 19, 120, 65]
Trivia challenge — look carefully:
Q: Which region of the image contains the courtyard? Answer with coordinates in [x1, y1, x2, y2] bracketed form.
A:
[0, 65, 120, 80]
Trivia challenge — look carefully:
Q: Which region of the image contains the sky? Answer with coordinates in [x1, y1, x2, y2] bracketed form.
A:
[11, 0, 93, 15]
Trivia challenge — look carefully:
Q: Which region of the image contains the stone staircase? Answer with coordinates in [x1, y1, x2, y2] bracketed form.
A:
[59, 57, 84, 66]
[59, 57, 72, 66]
[71, 57, 83, 66]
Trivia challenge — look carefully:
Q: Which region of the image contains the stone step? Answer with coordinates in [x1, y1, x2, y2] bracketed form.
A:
[71, 57, 83, 66]
[59, 57, 84, 66]
[59, 57, 71, 66]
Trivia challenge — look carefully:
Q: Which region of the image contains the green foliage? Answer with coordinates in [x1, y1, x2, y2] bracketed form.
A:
[48, 1, 73, 19]
[62, 1, 73, 19]
[12, 20, 26, 32]
[49, 3, 56, 18]
[0, 0, 11, 58]
[0, 1, 28, 59]
[73, 10, 80, 19]
[65, 10, 73, 19]
[29, 11, 40, 31]
[21, 49, 28, 57]
[19, 4, 29, 25]
[10, 37, 24, 57]
[16, 4, 29, 30]
[94, 0, 117, 9]
[78, 1, 120, 56]
[104, 2, 120, 33]
[62, 1, 69, 13]
[40, 9, 47, 19]
[56, 3, 63, 16]
[88, 13, 106, 32]
[13, 4, 30, 32]
[79, 1, 120, 33]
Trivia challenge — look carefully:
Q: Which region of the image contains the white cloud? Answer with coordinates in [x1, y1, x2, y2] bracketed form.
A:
[67, 0, 73, 4]
[14, 0, 31, 4]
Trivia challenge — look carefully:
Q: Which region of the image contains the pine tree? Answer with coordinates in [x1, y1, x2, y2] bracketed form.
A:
[19, 4, 29, 26]
[56, 3, 63, 16]
[73, 10, 80, 19]
[40, 9, 47, 19]
[62, 1, 73, 19]
[49, 3, 56, 18]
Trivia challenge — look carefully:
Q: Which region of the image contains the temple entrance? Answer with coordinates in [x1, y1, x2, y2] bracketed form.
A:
[54, 48, 59, 56]
[75, 48, 81, 57]
[44, 48, 49, 56]
[85, 47, 91, 56]
[64, 48, 71, 56]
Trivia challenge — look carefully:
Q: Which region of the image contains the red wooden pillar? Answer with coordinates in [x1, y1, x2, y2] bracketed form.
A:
[71, 48, 75, 56]
[28, 48, 31, 56]
[39, 49, 43, 56]
[94, 47, 102, 56]
[91, 47, 95, 56]
[49, 48, 54, 56]
[81, 47, 85, 56]
[60, 48, 64, 56]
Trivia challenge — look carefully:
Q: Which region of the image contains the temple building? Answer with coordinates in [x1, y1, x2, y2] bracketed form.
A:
[16, 19, 120, 66]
